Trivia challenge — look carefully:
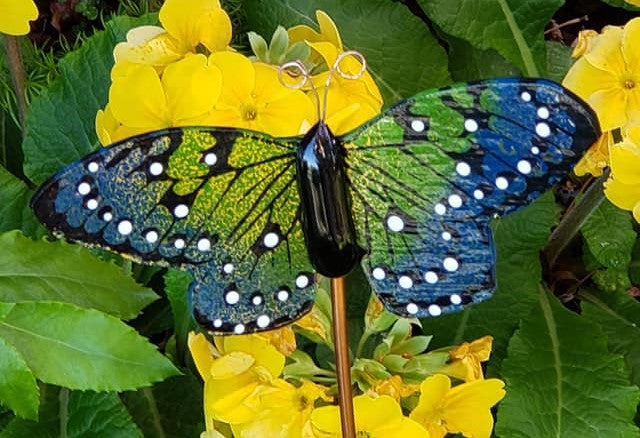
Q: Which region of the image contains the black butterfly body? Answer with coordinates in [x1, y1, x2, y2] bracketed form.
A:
[31, 79, 600, 334]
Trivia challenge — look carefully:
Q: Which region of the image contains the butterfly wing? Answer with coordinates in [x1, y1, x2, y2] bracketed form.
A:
[31, 127, 316, 334]
[342, 78, 600, 317]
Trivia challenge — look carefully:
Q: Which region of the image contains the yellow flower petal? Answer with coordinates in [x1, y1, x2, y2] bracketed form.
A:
[161, 54, 221, 124]
[220, 335, 285, 379]
[0, 0, 38, 36]
[109, 64, 170, 128]
[311, 395, 429, 437]
[257, 326, 297, 356]
[159, 0, 231, 52]
[610, 141, 640, 185]
[113, 26, 183, 68]
[563, 57, 617, 104]
[209, 52, 255, 106]
[573, 132, 612, 177]
[209, 352, 255, 379]
[188, 332, 217, 379]
[288, 10, 342, 50]
[589, 87, 628, 131]
[584, 25, 625, 74]
[411, 374, 505, 438]
[604, 176, 640, 210]
[572, 29, 599, 58]
[622, 18, 640, 72]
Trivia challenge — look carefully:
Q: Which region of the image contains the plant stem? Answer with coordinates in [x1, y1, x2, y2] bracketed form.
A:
[355, 329, 372, 358]
[3, 36, 28, 129]
[543, 172, 608, 268]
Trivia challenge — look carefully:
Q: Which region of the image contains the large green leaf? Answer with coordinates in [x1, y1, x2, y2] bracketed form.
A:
[241, 0, 451, 105]
[447, 36, 520, 82]
[581, 199, 636, 270]
[0, 302, 179, 391]
[0, 387, 142, 438]
[545, 41, 574, 83]
[0, 166, 44, 238]
[22, 15, 158, 186]
[0, 337, 38, 420]
[0, 231, 158, 320]
[581, 288, 640, 387]
[121, 374, 205, 438]
[600, 0, 640, 10]
[496, 290, 640, 437]
[421, 192, 559, 372]
[416, 0, 563, 76]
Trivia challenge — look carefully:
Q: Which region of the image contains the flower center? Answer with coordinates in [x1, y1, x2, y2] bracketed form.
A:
[241, 103, 258, 121]
[624, 79, 636, 89]
[296, 395, 309, 410]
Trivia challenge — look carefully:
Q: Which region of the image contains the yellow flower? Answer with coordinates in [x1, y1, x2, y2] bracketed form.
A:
[563, 18, 640, 131]
[366, 375, 419, 402]
[438, 336, 493, 382]
[114, 0, 231, 67]
[98, 54, 222, 144]
[572, 29, 599, 59]
[310, 395, 429, 437]
[231, 379, 330, 438]
[0, 0, 37, 36]
[258, 326, 297, 356]
[410, 374, 505, 438]
[626, 0, 640, 6]
[573, 131, 613, 177]
[188, 332, 286, 427]
[207, 52, 314, 137]
[307, 41, 383, 135]
[288, 10, 343, 66]
[604, 126, 640, 221]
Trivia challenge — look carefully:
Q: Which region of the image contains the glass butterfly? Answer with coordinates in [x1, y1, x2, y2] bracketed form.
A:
[31, 53, 600, 335]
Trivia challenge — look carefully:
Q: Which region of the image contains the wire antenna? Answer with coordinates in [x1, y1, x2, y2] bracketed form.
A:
[279, 50, 367, 124]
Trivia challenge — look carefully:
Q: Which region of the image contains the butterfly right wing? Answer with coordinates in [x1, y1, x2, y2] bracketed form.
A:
[342, 79, 600, 318]
[31, 127, 316, 334]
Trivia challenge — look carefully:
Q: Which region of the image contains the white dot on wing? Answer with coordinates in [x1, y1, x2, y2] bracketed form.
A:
[517, 160, 532, 174]
[117, 220, 133, 235]
[204, 152, 217, 166]
[456, 162, 471, 176]
[234, 324, 245, 334]
[77, 182, 91, 195]
[537, 106, 550, 119]
[464, 119, 478, 132]
[87, 162, 99, 173]
[398, 275, 413, 289]
[450, 294, 462, 305]
[372, 267, 385, 280]
[448, 194, 462, 209]
[434, 203, 446, 215]
[277, 290, 289, 301]
[406, 303, 419, 314]
[536, 122, 551, 138]
[257, 315, 270, 328]
[386, 215, 404, 232]
[197, 238, 211, 252]
[495, 176, 509, 190]
[174, 204, 189, 218]
[296, 275, 309, 289]
[149, 162, 164, 176]
[473, 189, 484, 200]
[411, 120, 425, 132]
[86, 199, 98, 210]
[263, 232, 279, 248]
[428, 304, 442, 316]
[225, 290, 240, 305]
[424, 271, 438, 284]
[443, 257, 459, 272]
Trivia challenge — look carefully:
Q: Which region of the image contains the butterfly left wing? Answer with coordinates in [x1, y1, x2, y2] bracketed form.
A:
[31, 127, 316, 334]
[342, 78, 600, 318]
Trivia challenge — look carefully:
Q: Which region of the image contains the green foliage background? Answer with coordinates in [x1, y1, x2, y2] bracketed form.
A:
[0, 0, 639, 436]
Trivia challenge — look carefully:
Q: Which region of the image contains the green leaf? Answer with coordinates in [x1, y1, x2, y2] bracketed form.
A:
[121, 374, 205, 438]
[545, 41, 574, 83]
[417, 0, 563, 76]
[23, 15, 158, 185]
[0, 231, 158, 319]
[1, 387, 143, 438]
[421, 192, 559, 372]
[447, 35, 520, 82]
[164, 269, 194, 362]
[496, 290, 640, 437]
[581, 199, 636, 269]
[0, 302, 179, 391]
[0, 337, 38, 420]
[0, 166, 45, 238]
[581, 288, 640, 387]
[247, 31, 269, 61]
[600, 0, 640, 11]
[242, 0, 451, 104]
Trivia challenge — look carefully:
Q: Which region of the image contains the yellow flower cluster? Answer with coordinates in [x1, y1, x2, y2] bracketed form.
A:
[0, 0, 38, 36]
[563, 17, 640, 220]
[189, 330, 505, 438]
[96, 2, 383, 144]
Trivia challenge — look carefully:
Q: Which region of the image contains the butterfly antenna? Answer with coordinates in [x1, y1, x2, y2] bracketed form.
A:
[321, 50, 367, 122]
[278, 60, 323, 123]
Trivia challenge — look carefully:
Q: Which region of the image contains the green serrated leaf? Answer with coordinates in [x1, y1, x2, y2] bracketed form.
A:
[545, 41, 574, 83]
[0, 231, 158, 319]
[581, 288, 640, 387]
[121, 374, 204, 438]
[164, 269, 194, 362]
[417, 0, 563, 76]
[0, 302, 179, 391]
[582, 199, 636, 269]
[447, 35, 520, 81]
[242, 0, 451, 104]
[23, 15, 158, 185]
[421, 192, 560, 373]
[496, 290, 640, 437]
[0, 166, 45, 238]
[0, 337, 38, 420]
[1, 387, 143, 438]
